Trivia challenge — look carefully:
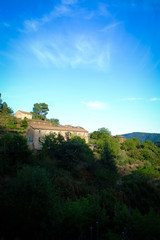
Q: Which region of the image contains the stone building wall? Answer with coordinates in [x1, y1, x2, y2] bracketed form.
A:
[26, 124, 89, 150]
[15, 110, 32, 120]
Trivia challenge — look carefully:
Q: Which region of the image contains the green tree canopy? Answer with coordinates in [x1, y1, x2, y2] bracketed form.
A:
[41, 134, 94, 170]
[1, 166, 60, 240]
[0, 134, 31, 175]
[0, 93, 2, 107]
[90, 127, 111, 140]
[50, 118, 60, 125]
[90, 128, 120, 159]
[32, 103, 49, 119]
[121, 137, 141, 151]
[0, 93, 13, 114]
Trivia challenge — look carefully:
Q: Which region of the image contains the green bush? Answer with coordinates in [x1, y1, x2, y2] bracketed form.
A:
[0, 133, 32, 175]
[121, 138, 141, 151]
[0, 166, 61, 240]
[20, 118, 28, 128]
[94, 167, 118, 189]
[41, 134, 94, 171]
[131, 208, 160, 240]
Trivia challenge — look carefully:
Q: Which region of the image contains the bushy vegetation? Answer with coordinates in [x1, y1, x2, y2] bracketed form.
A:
[0, 113, 28, 133]
[123, 132, 160, 143]
[0, 126, 160, 240]
[0, 93, 13, 115]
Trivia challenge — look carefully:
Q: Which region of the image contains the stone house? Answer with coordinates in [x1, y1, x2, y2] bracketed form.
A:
[26, 120, 89, 150]
[118, 136, 126, 143]
[15, 110, 32, 120]
[112, 135, 126, 143]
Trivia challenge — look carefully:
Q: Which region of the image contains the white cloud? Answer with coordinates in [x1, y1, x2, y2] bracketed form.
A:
[81, 101, 106, 110]
[150, 98, 160, 101]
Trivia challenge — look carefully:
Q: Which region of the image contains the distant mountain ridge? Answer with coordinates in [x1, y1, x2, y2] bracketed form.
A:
[122, 132, 160, 143]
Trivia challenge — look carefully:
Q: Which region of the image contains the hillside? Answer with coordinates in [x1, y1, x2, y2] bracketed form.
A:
[122, 132, 160, 143]
[0, 113, 27, 135]
[1, 125, 160, 239]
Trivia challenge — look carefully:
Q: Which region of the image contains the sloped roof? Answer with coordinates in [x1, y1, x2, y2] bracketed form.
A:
[29, 124, 88, 133]
[16, 110, 32, 115]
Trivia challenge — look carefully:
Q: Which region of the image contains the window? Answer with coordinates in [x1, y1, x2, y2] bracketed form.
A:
[65, 132, 71, 139]
[28, 136, 31, 142]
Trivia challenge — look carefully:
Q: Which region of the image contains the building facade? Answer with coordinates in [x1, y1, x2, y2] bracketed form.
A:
[15, 110, 32, 120]
[26, 120, 89, 150]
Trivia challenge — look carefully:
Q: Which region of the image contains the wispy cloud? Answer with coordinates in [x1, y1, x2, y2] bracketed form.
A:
[2, 22, 10, 28]
[22, 1, 112, 33]
[150, 98, 160, 101]
[98, 3, 110, 17]
[121, 97, 160, 102]
[101, 22, 122, 32]
[113, 0, 160, 11]
[81, 101, 107, 110]
[151, 60, 160, 71]
[121, 97, 143, 101]
[84, 11, 94, 20]
[28, 34, 110, 70]
[12, 0, 112, 71]
[22, 2, 75, 32]
[62, 0, 78, 5]
[54, 4, 73, 16]
[24, 20, 39, 32]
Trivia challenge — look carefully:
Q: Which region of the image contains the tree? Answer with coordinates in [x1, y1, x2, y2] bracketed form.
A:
[0, 93, 2, 107]
[121, 137, 141, 151]
[41, 134, 94, 170]
[59, 136, 94, 170]
[20, 117, 28, 128]
[155, 140, 160, 148]
[0, 93, 13, 114]
[90, 128, 120, 159]
[50, 118, 60, 125]
[90, 127, 111, 140]
[0, 134, 31, 175]
[32, 103, 49, 119]
[0, 166, 60, 240]
[140, 140, 160, 163]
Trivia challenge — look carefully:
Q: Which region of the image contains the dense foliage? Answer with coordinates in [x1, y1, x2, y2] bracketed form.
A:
[123, 132, 160, 143]
[0, 93, 13, 114]
[32, 103, 49, 120]
[0, 127, 160, 240]
[49, 118, 60, 125]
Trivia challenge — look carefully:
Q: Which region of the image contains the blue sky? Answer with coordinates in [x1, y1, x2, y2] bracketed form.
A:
[1, 0, 160, 135]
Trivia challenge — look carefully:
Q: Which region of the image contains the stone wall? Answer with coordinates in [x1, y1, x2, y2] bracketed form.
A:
[26, 126, 89, 150]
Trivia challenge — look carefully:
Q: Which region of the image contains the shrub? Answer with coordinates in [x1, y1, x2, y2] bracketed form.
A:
[0, 166, 61, 240]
